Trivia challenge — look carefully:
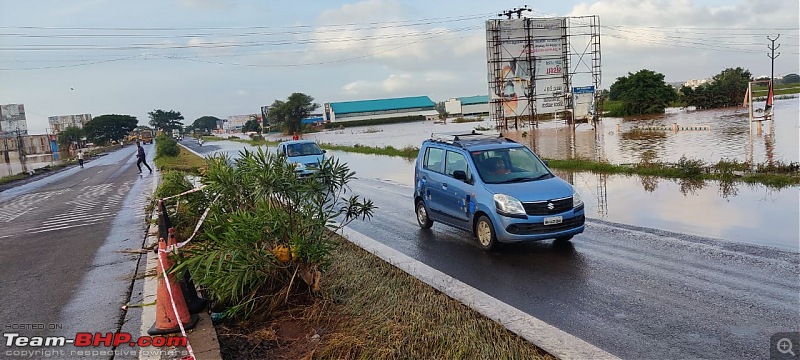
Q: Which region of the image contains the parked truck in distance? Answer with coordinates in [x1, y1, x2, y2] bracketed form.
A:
[139, 130, 153, 144]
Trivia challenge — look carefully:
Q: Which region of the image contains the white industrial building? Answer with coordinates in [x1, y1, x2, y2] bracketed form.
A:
[443, 95, 489, 117]
[48, 114, 92, 133]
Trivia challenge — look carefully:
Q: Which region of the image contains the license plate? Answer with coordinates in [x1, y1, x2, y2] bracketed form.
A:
[543, 216, 562, 225]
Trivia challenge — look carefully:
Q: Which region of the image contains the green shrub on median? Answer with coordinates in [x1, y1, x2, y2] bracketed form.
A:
[155, 133, 180, 158]
[171, 148, 375, 320]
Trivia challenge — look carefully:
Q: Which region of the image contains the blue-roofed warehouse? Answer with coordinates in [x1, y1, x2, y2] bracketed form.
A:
[323, 96, 437, 123]
[443, 95, 489, 116]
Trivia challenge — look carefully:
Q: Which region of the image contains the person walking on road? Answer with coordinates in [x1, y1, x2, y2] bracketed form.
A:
[135, 141, 153, 174]
[77, 150, 84, 168]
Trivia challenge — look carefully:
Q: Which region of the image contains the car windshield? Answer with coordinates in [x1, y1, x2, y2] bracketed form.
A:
[286, 142, 324, 157]
[470, 146, 551, 184]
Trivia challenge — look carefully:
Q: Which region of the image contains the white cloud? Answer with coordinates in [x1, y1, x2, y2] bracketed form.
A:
[341, 73, 413, 95]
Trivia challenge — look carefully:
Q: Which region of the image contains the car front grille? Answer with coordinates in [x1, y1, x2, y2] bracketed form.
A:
[506, 215, 585, 235]
[522, 197, 572, 215]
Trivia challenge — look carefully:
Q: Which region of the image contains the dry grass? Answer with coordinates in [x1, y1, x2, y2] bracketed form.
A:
[154, 145, 206, 174]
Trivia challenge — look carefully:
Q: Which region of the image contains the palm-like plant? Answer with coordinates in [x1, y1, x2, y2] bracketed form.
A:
[173, 148, 375, 320]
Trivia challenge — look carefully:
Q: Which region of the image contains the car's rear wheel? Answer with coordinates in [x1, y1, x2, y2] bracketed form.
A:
[475, 215, 497, 251]
[415, 200, 433, 229]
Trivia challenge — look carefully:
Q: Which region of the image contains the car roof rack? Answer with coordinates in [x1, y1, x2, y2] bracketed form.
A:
[429, 130, 516, 149]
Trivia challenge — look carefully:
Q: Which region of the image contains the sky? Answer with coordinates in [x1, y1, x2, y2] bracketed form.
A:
[0, 0, 798, 134]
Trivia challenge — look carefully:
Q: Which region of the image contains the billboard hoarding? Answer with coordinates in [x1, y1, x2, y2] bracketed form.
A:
[487, 17, 568, 119]
[0, 104, 28, 138]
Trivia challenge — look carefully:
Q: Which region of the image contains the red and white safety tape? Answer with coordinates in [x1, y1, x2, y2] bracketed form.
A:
[160, 184, 207, 201]
[156, 247, 196, 360]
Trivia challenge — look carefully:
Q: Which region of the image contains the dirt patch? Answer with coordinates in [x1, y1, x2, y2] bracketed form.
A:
[217, 303, 334, 360]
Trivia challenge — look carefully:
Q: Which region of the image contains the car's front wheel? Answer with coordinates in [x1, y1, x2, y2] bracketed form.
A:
[415, 199, 433, 229]
[475, 215, 497, 251]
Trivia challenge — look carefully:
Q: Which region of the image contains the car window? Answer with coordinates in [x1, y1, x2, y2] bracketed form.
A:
[445, 150, 470, 179]
[423, 147, 443, 173]
[470, 147, 550, 183]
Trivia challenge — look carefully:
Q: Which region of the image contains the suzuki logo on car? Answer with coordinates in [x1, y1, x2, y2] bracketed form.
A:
[547, 202, 554, 210]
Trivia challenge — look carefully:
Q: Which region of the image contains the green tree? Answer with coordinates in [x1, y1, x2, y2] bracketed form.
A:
[57, 126, 83, 150]
[783, 73, 800, 84]
[268, 93, 319, 134]
[608, 69, 677, 115]
[266, 99, 287, 133]
[83, 114, 138, 144]
[148, 109, 184, 133]
[681, 67, 751, 109]
[242, 118, 262, 133]
[190, 116, 221, 133]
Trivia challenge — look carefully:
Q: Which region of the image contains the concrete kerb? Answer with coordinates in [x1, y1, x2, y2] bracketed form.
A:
[137, 173, 222, 360]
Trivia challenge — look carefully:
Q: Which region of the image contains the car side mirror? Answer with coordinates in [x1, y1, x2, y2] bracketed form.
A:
[322, 149, 327, 153]
[453, 170, 467, 181]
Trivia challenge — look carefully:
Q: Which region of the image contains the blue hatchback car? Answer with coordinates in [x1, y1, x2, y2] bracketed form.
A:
[413, 132, 585, 250]
[276, 140, 326, 176]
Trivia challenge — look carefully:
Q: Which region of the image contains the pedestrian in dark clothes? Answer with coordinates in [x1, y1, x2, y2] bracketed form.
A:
[135, 141, 152, 174]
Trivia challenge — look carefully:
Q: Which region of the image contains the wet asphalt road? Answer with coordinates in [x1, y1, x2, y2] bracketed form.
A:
[185, 140, 800, 359]
[0, 145, 154, 348]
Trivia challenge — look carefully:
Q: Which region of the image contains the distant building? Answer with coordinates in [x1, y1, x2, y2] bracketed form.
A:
[444, 95, 489, 116]
[48, 114, 92, 133]
[224, 114, 256, 133]
[323, 96, 437, 123]
[0, 104, 28, 138]
[683, 79, 711, 89]
[301, 114, 324, 125]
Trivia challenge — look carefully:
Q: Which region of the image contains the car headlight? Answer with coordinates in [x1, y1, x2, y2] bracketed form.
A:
[294, 163, 304, 170]
[494, 194, 527, 217]
[573, 187, 583, 208]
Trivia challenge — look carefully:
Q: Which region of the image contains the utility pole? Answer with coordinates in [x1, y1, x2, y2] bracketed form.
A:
[498, 5, 531, 19]
[16, 127, 27, 174]
[767, 34, 780, 85]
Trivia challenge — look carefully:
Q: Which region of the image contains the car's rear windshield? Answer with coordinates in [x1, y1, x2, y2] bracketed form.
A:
[469, 146, 552, 184]
[287, 143, 324, 157]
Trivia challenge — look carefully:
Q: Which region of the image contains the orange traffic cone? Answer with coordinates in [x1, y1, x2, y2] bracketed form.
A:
[148, 237, 199, 335]
[167, 228, 207, 314]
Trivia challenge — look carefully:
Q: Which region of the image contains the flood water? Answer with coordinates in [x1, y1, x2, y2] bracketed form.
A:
[0, 155, 60, 177]
[302, 97, 799, 166]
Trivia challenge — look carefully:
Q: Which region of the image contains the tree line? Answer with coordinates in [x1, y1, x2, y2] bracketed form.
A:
[57, 109, 186, 149]
[58, 92, 320, 150]
[604, 67, 796, 116]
